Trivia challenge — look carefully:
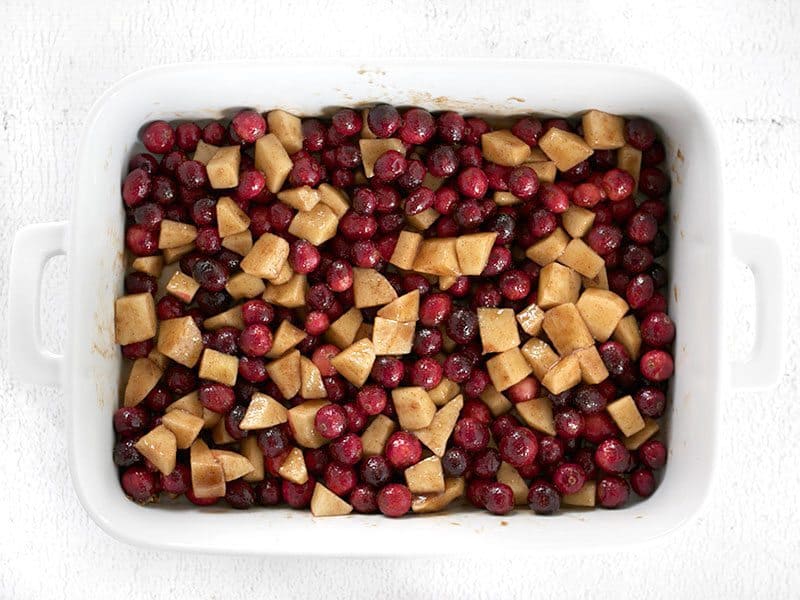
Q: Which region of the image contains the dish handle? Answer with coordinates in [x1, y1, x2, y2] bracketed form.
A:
[8, 221, 69, 387]
[730, 232, 785, 390]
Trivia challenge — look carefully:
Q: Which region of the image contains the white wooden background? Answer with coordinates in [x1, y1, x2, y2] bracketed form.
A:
[1, 0, 799, 598]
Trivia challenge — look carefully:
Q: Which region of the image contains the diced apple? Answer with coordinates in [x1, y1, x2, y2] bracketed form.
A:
[115, 293, 157, 345]
[147, 348, 169, 371]
[607, 395, 646, 437]
[190, 439, 225, 498]
[157, 316, 203, 368]
[372, 317, 416, 356]
[529, 160, 557, 183]
[192, 140, 220, 165]
[486, 347, 532, 392]
[481, 130, 531, 166]
[317, 183, 350, 217]
[212, 416, 236, 445]
[405, 456, 445, 494]
[162, 408, 204, 449]
[479, 385, 513, 417]
[210, 449, 254, 481]
[359, 139, 406, 178]
[538, 127, 594, 171]
[581, 110, 625, 150]
[206, 146, 241, 189]
[392, 387, 436, 430]
[216, 196, 251, 237]
[413, 395, 463, 457]
[455, 232, 498, 276]
[574, 345, 610, 384]
[203, 408, 222, 429]
[135, 425, 177, 475]
[166, 271, 200, 303]
[287, 399, 330, 449]
[516, 302, 545, 336]
[493, 191, 521, 206]
[562, 205, 596, 238]
[278, 447, 308, 484]
[422, 172, 444, 190]
[558, 238, 605, 278]
[521, 338, 560, 380]
[162, 242, 195, 264]
[353, 268, 397, 308]
[267, 109, 303, 154]
[478, 308, 520, 354]
[537, 262, 581, 309]
[575, 288, 630, 341]
[166, 391, 203, 417]
[123, 358, 163, 407]
[541, 354, 582, 394]
[222, 230, 254, 256]
[441, 329, 457, 353]
[516, 397, 556, 436]
[254, 133, 293, 193]
[300, 356, 327, 399]
[377, 290, 419, 322]
[277, 185, 320, 211]
[266, 349, 301, 399]
[582, 265, 609, 291]
[240, 393, 288, 430]
[324, 307, 363, 349]
[198, 348, 238, 386]
[613, 314, 642, 360]
[225, 272, 266, 300]
[411, 477, 465, 513]
[360, 109, 376, 138]
[525, 227, 569, 266]
[618, 145, 642, 187]
[270, 260, 294, 286]
[203, 305, 245, 330]
[159, 220, 198, 249]
[542, 303, 594, 355]
[241, 435, 265, 482]
[562, 481, 596, 507]
[241, 233, 290, 280]
[262, 273, 307, 308]
[412, 238, 461, 276]
[266, 320, 306, 358]
[497, 462, 529, 505]
[389, 230, 423, 269]
[428, 378, 460, 407]
[361, 414, 397, 456]
[131, 255, 163, 278]
[405, 207, 440, 231]
[310, 482, 353, 517]
[287, 202, 339, 246]
[623, 418, 660, 450]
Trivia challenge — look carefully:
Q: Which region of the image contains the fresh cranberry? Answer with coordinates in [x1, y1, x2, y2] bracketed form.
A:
[464, 369, 490, 398]
[447, 276, 470, 297]
[303, 448, 329, 477]
[192, 258, 228, 292]
[142, 121, 175, 154]
[537, 436, 564, 465]
[543, 118, 571, 132]
[186, 489, 218, 506]
[626, 211, 658, 244]
[425, 145, 458, 178]
[454, 166, 488, 199]
[173, 122, 200, 152]
[323, 260, 352, 293]
[129, 153, 159, 175]
[339, 211, 377, 241]
[582, 413, 619, 444]
[640, 349, 674, 381]
[157, 463, 190, 496]
[441, 447, 468, 477]
[327, 433, 362, 466]
[568, 385, 604, 415]
[122, 169, 152, 209]
[398, 107, 435, 144]
[310, 344, 338, 378]
[527, 480, 560, 515]
[113, 406, 149, 438]
[371, 356, 404, 389]
[506, 166, 537, 199]
[160, 150, 186, 176]
[175, 160, 206, 190]
[483, 482, 514, 515]
[595, 438, 631, 474]
[626, 273, 655, 309]
[411, 327, 442, 357]
[554, 409, 585, 440]
[164, 364, 196, 396]
[257, 425, 290, 458]
[453, 417, 489, 452]
[328, 108, 360, 137]
[198, 382, 235, 414]
[359, 455, 392, 489]
[367, 105, 401, 138]
[300, 118, 326, 152]
[499, 427, 538, 468]
[639, 439, 667, 469]
[239, 300, 273, 328]
[462, 399, 492, 425]
[342, 402, 367, 434]
[649, 264, 669, 289]
[466, 479, 491, 508]
[113, 438, 141, 467]
[313, 404, 347, 440]
[371, 150, 406, 182]
[640, 312, 675, 347]
[463, 117, 490, 145]
[498, 270, 531, 301]
[472, 448, 501, 478]
[443, 353, 472, 384]
[282, 477, 315, 509]
[585, 224, 622, 256]
[231, 110, 266, 143]
[630, 467, 656, 497]
[266, 201, 294, 232]
[221, 404, 246, 440]
[384, 431, 422, 469]
[419, 293, 452, 327]
[489, 414, 518, 441]
[643, 141, 666, 166]
[528, 209, 558, 239]
[445, 308, 478, 345]
[202, 121, 225, 145]
[377, 483, 412, 517]
[121, 465, 159, 503]
[254, 478, 282, 506]
[634, 387, 666, 418]
[238, 356, 267, 383]
[537, 183, 568, 213]
[406, 357, 440, 390]
[599, 341, 632, 377]
[511, 117, 542, 146]
[600, 168, 635, 202]
[121, 339, 154, 360]
[223, 480, 255, 509]
[321, 462, 356, 497]
[552, 463, 586, 495]
[639, 167, 670, 198]
[624, 118, 657, 150]
[289, 240, 322, 275]
[457, 145, 483, 168]
[345, 484, 376, 513]
[597, 475, 630, 508]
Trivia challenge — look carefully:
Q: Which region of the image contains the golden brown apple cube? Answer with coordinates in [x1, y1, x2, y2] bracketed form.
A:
[525, 227, 570, 266]
[203, 305, 245, 330]
[479, 385, 513, 417]
[300, 356, 327, 399]
[311, 483, 353, 517]
[360, 108, 376, 138]
[203, 408, 221, 429]
[353, 268, 397, 309]
[123, 358, 163, 407]
[372, 317, 415, 356]
[157, 316, 203, 368]
[225, 272, 266, 300]
[529, 160, 557, 183]
[493, 191, 521, 206]
[241, 435, 265, 482]
[405, 456, 445, 494]
[413, 395, 463, 457]
[538, 263, 581, 309]
[206, 146, 241, 189]
[241, 232, 290, 280]
[212, 417, 236, 445]
[481, 130, 531, 166]
[131, 255, 163, 278]
[269, 261, 293, 286]
[278, 447, 308, 484]
[359, 138, 406, 178]
[411, 477, 465, 513]
[562, 481, 596, 507]
[158, 220, 198, 250]
[422, 172, 444, 190]
[192, 140, 220, 165]
[542, 303, 594, 355]
[135, 425, 177, 476]
[541, 354, 581, 394]
[115, 293, 157, 345]
[613, 314, 643, 360]
[521, 338, 560, 380]
[618, 145, 642, 187]
[497, 462, 529, 505]
[287, 202, 339, 246]
[262, 273, 307, 308]
[210, 449, 254, 481]
[562, 205, 596, 239]
[478, 308, 520, 354]
[428, 377, 460, 407]
[162, 242, 195, 264]
[389, 230, 423, 269]
[166, 271, 200, 303]
[198, 348, 238, 386]
[222, 230, 253, 256]
[558, 238, 605, 278]
[277, 185, 320, 212]
[539, 127, 594, 171]
[582, 109, 626, 150]
[215, 196, 251, 237]
[330, 338, 375, 387]
[266, 321, 306, 358]
[516, 303, 545, 336]
[574, 345, 610, 384]
[623, 418, 660, 450]
[266, 349, 301, 399]
[515, 396, 556, 436]
[361, 415, 397, 456]
[576, 288, 630, 341]
[267, 109, 303, 154]
[607, 395, 646, 437]
[486, 347, 533, 391]
[287, 399, 329, 449]
[377, 290, 419, 322]
[190, 439, 225, 498]
[413, 238, 461, 277]
[317, 183, 350, 218]
[405, 208, 440, 231]
[325, 307, 363, 349]
[147, 348, 169, 371]
[162, 408, 204, 449]
[240, 393, 288, 430]
[527, 147, 549, 162]
[166, 391, 203, 417]
[392, 387, 436, 430]
[456, 232, 497, 276]
[254, 133, 293, 193]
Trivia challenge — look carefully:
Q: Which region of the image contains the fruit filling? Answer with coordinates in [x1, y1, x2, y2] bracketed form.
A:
[115, 106, 673, 517]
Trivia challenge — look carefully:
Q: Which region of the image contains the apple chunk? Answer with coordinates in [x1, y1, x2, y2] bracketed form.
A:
[267, 109, 303, 154]
[240, 393, 288, 430]
[115, 293, 157, 345]
[538, 127, 594, 171]
[158, 220, 197, 249]
[353, 268, 397, 308]
[326, 307, 364, 349]
[330, 338, 376, 387]
[525, 227, 570, 266]
[392, 387, 436, 430]
[361, 414, 397, 456]
[486, 347, 532, 391]
[131, 256, 163, 278]
[300, 356, 327, 399]
[377, 290, 420, 322]
[225, 272, 265, 300]
[241, 436, 265, 482]
[210, 449, 254, 481]
[222, 230, 253, 256]
[481, 130, 530, 166]
[287, 399, 330, 449]
[412, 238, 461, 277]
[198, 348, 239, 386]
[516, 396, 556, 436]
[497, 462, 529, 505]
[203, 305, 244, 330]
[538, 262, 581, 309]
[562, 481, 596, 507]
[574, 345, 610, 384]
[428, 377, 460, 407]
[412, 477, 465, 513]
[266, 349, 301, 399]
[562, 205, 596, 238]
[413, 394, 463, 457]
[262, 273, 307, 308]
[541, 354, 582, 394]
[135, 425, 177, 475]
[123, 357, 163, 407]
[266, 320, 306, 358]
[606, 395, 646, 437]
[311, 483, 353, 517]
[542, 303, 594, 355]
[216, 196, 251, 237]
[479, 385, 512, 417]
[558, 238, 605, 278]
[166, 271, 199, 303]
[618, 145, 642, 187]
[254, 133, 293, 193]
[240, 232, 290, 280]
[581, 110, 626, 150]
[372, 317, 415, 356]
[317, 183, 350, 218]
[389, 230, 423, 270]
[277, 185, 320, 212]
[161, 408, 204, 449]
[521, 338, 560, 380]
[192, 140, 219, 165]
[405, 456, 445, 494]
[206, 146, 241, 189]
[613, 314, 642, 360]
[623, 418, 659, 450]
[190, 439, 225, 498]
[157, 316, 203, 368]
[516, 302, 545, 336]
[478, 308, 520, 354]
[575, 288, 629, 341]
[278, 447, 308, 484]
[456, 232, 497, 275]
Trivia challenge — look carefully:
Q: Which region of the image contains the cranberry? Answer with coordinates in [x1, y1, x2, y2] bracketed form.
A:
[464, 369, 490, 398]
[553, 409, 584, 440]
[433, 111, 464, 143]
[624, 118, 657, 150]
[649, 263, 669, 289]
[160, 150, 186, 176]
[499, 427, 538, 468]
[186, 489, 218, 506]
[345, 484, 376, 513]
[194, 227, 221, 255]
[172, 123, 200, 153]
[175, 160, 206, 190]
[191, 258, 227, 292]
[600, 168, 634, 202]
[129, 153, 159, 175]
[358, 456, 391, 489]
[595, 438, 631, 474]
[237, 356, 266, 383]
[425, 145, 459, 178]
[498, 269, 530, 301]
[447, 276, 470, 297]
[437, 447, 466, 478]
[329, 108, 360, 137]
[221, 404, 245, 440]
[538, 183, 569, 213]
[266, 201, 294, 232]
[113, 406, 149, 437]
[313, 404, 346, 440]
[442, 353, 472, 384]
[453, 417, 489, 452]
[300, 119, 325, 152]
[639, 439, 667, 469]
[599, 341, 632, 377]
[462, 399, 492, 424]
[484, 482, 514, 515]
[630, 467, 656, 497]
[257, 425, 290, 458]
[463, 117, 490, 145]
[230, 110, 266, 143]
[370, 150, 405, 182]
[527, 480, 560, 515]
[626, 273, 655, 309]
[472, 282, 501, 308]
[640, 349, 674, 381]
[156, 463, 190, 496]
[320, 462, 356, 497]
[455, 166, 489, 199]
[202, 121, 225, 145]
[198, 382, 235, 414]
[164, 364, 196, 396]
[597, 475, 630, 508]
[583, 413, 619, 444]
[113, 438, 141, 467]
[537, 436, 564, 465]
[343, 402, 367, 434]
[551, 462, 585, 496]
[466, 479, 491, 508]
[457, 145, 483, 168]
[121, 339, 154, 360]
[339, 211, 377, 241]
[634, 387, 666, 419]
[529, 209, 558, 239]
[397, 107, 434, 144]
[384, 431, 422, 469]
[643, 141, 666, 166]
[377, 483, 412, 517]
[327, 433, 362, 466]
[640, 312, 675, 347]
[121, 465, 158, 503]
[222, 480, 255, 509]
[445, 308, 478, 345]
[639, 167, 670, 198]
[419, 293, 452, 327]
[625, 211, 658, 245]
[585, 224, 622, 256]
[507, 166, 539, 199]
[400, 187, 434, 217]
[511, 117, 543, 146]
[367, 105, 401, 138]
[122, 169, 153, 211]
[282, 477, 315, 509]
[487, 414, 517, 440]
[142, 120, 175, 154]
[309, 345, 337, 379]
[255, 478, 282, 505]
[411, 327, 442, 357]
[371, 356, 404, 389]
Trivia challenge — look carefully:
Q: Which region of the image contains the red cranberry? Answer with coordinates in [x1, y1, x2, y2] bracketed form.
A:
[240, 299, 274, 327]
[160, 150, 186, 176]
[453, 417, 489, 452]
[304, 448, 330, 477]
[484, 482, 514, 515]
[472, 448, 501, 478]
[511, 117, 543, 146]
[407, 357, 441, 390]
[441, 447, 468, 477]
[445, 308, 478, 345]
[627, 211, 659, 244]
[498, 269, 531, 301]
[458, 145, 483, 168]
[461, 399, 491, 425]
[643, 141, 666, 166]
[456, 166, 489, 199]
[443, 353, 473, 383]
[426, 145, 459, 178]
[133, 202, 164, 231]
[570, 384, 606, 414]
[202, 121, 225, 145]
[396, 107, 434, 144]
[485, 162, 511, 192]
[634, 387, 666, 418]
[194, 227, 221, 255]
[198, 382, 235, 414]
[122, 169, 152, 208]
[463, 369, 490, 398]
[622, 244, 654, 274]
[447, 276, 470, 297]
[640, 349, 674, 381]
[626, 274, 655, 309]
[571, 182, 603, 208]
[639, 439, 667, 469]
[552, 463, 587, 495]
[301, 119, 326, 152]
[639, 167, 670, 198]
[257, 425, 291, 458]
[328, 433, 363, 466]
[121, 339, 154, 360]
[349, 484, 378, 513]
[175, 160, 207, 189]
[537, 436, 565, 465]
[142, 120, 175, 154]
[490, 414, 519, 440]
[624, 118, 657, 150]
[328, 108, 360, 137]
[538, 183, 569, 213]
[640, 312, 675, 347]
[527, 480, 560, 515]
[599, 341, 633, 377]
[311, 344, 339, 378]
[123, 272, 156, 296]
[377, 483, 412, 517]
[412, 327, 442, 357]
[367, 105, 401, 138]
[463, 117, 491, 145]
[113, 406, 149, 438]
[466, 479, 491, 508]
[339, 211, 377, 241]
[266, 201, 294, 232]
[543, 118, 571, 132]
[164, 365, 196, 396]
[255, 478, 282, 505]
[304, 311, 330, 336]
[288, 155, 323, 188]
[366, 359, 400, 391]
[174, 122, 201, 152]
[601, 168, 635, 201]
[158, 463, 190, 496]
[418, 293, 451, 327]
[343, 402, 367, 434]
[384, 431, 422, 469]
[471, 282, 501, 308]
[121, 465, 158, 503]
[314, 404, 347, 440]
[357, 456, 390, 489]
[129, 153, 159, 175]
[499, 427, 538, 468]
[238, 356, 267, 383]
[185, 489, 218, 506]
[595, 438, 631, 474]
[322, 375, 345, 403]
[631, 467, 656, 497]
[323, 462, 357, 497]
[507, 166, 539, 199]
[554, 409, 585, 440]
[282, 477, 315, 509]
[192, 258, 228, 292]
[334, 144, 360, 169]
[371, 150, 406, 182]
[529, 209, 558, 239]
[434, 111, 465, 143]
[586, 224, 622, 256]
[223, 480, 255, 509]
[113, 438, 141, 467]
[597, 475, 630, 508]
[152, 175, 179, 206]
[231, 110, 266, 143]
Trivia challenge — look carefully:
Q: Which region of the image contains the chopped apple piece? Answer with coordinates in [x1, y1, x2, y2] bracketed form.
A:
[441, 329, 457, 353]
[405, 207, 440, 231]
[192, 140, 220, 165]
[162, 242, 195, 264]
[623, 418, 660, 450]
[166, 391, 203, 417]
[562, 205, 596, 238]
[206, 146, 241, 189]
[131, 256, 163, 278]
[162, 409, 204, 449]
[325, 307, 363, 349]
[618, 145, 642, 187]
[486, 347, 532, 392]
[266, 349, 301, 399]
[493, 191, 521, 206]
[527, 147, 549, 162]
[270, 260, 294, 285]
[317, 183, 350, 217]
[353, 268, 397, 308]
[166, 271, 200, 303]
[428, 377, 460, 407]
[215, 196, 251, 237]
[377, 290, 419, 322]
[478, 308, 520, 354]
[240, 393, 288, 430]
[422, 172, 444, 190]
[262, 273, 307, 308]
[412, 238, 461, 276]
[538, 127, 593, 171]
[456, 232, 497, 275]
[240, 232, 290, 280]
[210, 449, 254, 481]
[538, 262, 581, 309]
[361, 414, 397, 456]
[355, 322, 373, 343]
[392, 387, 436, 430]
[311, 483, 353, 517]
[198, 348, 238, 386]
[147, 348, 169, 371]
[277, 185, 320, 211]
[300, 356, 327, 399]
[497, 462, 529, 505]
[241, 435, 265, 482]
[575, 288, 629, 341]
[412, 477, 465, 513]
[481, 130, 530, 166]
[582, 265, 609, 291]
[542, 303, 594, 355]
[413, 395, 463, 457]
[123, 357, 163, 407]
[359, 139, 406, 178]
[525, 227, 570, 266]
[287, 399, 330, 449]
[613, 314, 642, 360]
[212, 416, 236, 445]
[157, 316, 203, 368]
[405, 456, 445, 494]
[521, 338, 560, 380]
[529, 160, 557, 183]
[135, 425, 177, 475]
[266, 321, 306, 358]
[541, 354, 582, 394]
[115, 293, 157, 345]
[558, 238, 605, 278]
[190, 439, 225, 498]
[574, 345, 610, 384]
[389, 230, 423, 269]
[516, 397, 556, 436]
[360, 109, 376, 139]
[287, 202, 339, 246]
[158, 219, 198, 249]
[254, 133, 293, 193]
[607, 395, 646, 437]
[372, 317, 415, 356]
[267, 109, 303, 154]
[203, 408, 221, 429]
[562, 481, 596, 507]
[225, 272, 266, 300]
[516, 302, 545, 336]
[479, 384, 513, 417]
[581, 110, 626, 150]
[278, 447, 308, 484]
[203, 305, 245, 330]
[222, 230, 253, 256]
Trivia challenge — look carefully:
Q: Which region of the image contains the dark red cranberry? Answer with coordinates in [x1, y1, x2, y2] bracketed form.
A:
[174, 122, 201, 152]
[307, 283, 335, 312]
[639, 167, 670, 198]
[485, 162, 510, 191]
[643, 141, 666, 166]
[384, 431, 422, 469]
[328, 433, 363, 466]
[339, 211, 377, 241]
[323, 462, 357, 497]
[452, 198, 482, 228]
[282, 477, 315, 509]
[412, 327, 442, 357]
[289, 239, 322, 275]
[554, 409, 584, 440]
[527, 480, 560, 515]
[330, 168, 353, 188]
[640, 349, 674, 381]
[447, 276, 470, 297]
[238, 356, 267, 383]
[471, 448, 501, 478]
[372, 150, 407, 182]
[360, 455, 392, 488]
[583, 413, 620, 444]
[142, 120, 175, 154]
[367, 105, 401, 138]
[471, 282, 501, 308]
[624, 118, 657, 150]
[455, 166, 488, 199]
[329, 108, 361, 137]
[239, 299, 273, 327]
[258, 425, 291, 458]
[121, 339, 154, 360]
[198, 382, 235, 414]
[640, 312, 675, 347]
[498, 269, 531, 301]
[192, 258, 228, 292]
[462, 399, 492, 425]
[133, 202, 164, 231]
[443, 353, 473, 383]
[302, 118, 326, 152]
[185, 489, 218, 506]
[129, 153, 159, 175]
[552, 463, 587, 495]
[634, 387, 666, 418]
[594, 150, 619, 170]
[351, 188, 376, 216]
[499, 427, 538, 468]
[597, 475, 630, 508]
[440, 446, 468, 478]
[157, 463, 190, 496]
[445, 308, 478, 345]
[400, 187, 433, 217]
[639, 439, 667, 469]
[231, 110, 266, 143]
[601, 168, 635, 202]
[537, 183, 569, 213]
[160, 150, 186, 176]
[113, 438, 141, 467]
[631, 467, 656, 497]
[453, 417, 489, 452]
[125, 224, 158, 257]
[458, 145, 483, 168]
[188, 197, 215, 227]
[288, 155, 323, 187]
[595, 438, 631, 474]
[585, 224, 622, 257]
[568, 384, 605, 415]
[194, 227, 221, 255]
[626, 273, 655, 309]
[371, 356, 405, 389]
[398, 107, 435, 144]
[255, 478, 282, 506]
[537, 435, 565, 465]
[353, 385, 385, 417]
[121, 465, 158, 503]
[419, 293, 452, 327]
[377, 483, 412, 517]
[223, 480, 255, 509]
[435, 111, 465, 143]
[463, 117, 491, 145]
[123, 272, 156, 296]
[599, 341, 633, 377]
[151, 175, 178, 206]
[463, 369, 490, 398]
[313, 404, 347, 440]
[222, 404, 247, 440]
[466, 479, 491, 508]
[409, 357, 442, 390]
[266, 201, 294, 232]
[484, 482, 514, 515]
[162, 365, 194, 397]
[511, 117, 542, 146]
[302, 448, 328, 477]
[202, 121, 225, 145]
[342, 402, 367, 434]
[113, 406, 149, 438]
[175, 160, 206, 189]
[543, 118, 571, 132]
[334, 143, 361, 169]
[324, 259, 352, 293]
[349, 484, 378, 513]
[506, 166, 538, 199]
[426, 145, 459, 178]
[304, 311, 330, 336]
[529, 209, 558, 239]
[627, 211, 659, 244]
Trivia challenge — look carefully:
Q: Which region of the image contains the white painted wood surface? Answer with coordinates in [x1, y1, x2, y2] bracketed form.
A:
[1, 0, 798, 597]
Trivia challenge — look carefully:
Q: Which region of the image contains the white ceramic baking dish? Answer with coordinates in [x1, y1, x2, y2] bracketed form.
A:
[8, 60, 784, 556]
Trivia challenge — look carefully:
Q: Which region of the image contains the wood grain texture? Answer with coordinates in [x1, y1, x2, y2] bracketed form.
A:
[1, 0, 799, 598]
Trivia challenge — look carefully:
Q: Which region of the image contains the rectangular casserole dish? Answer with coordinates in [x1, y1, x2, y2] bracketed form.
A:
[8, 60, 784, 556]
